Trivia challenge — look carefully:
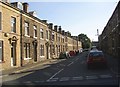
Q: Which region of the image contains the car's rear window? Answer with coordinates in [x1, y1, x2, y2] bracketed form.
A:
[89, 52, 104, 57]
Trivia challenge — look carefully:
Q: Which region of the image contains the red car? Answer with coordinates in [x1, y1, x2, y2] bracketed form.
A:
[87, 50, 107, 69]
[69, 51, 75, 57]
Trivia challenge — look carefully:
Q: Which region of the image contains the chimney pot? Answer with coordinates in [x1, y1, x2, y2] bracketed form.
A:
[42, 20, 47, 23]
[23, 3, 29, 13]
[48, 23, 53, 29]
[54, 25, 58, 32]
[58, 26, 62, 33]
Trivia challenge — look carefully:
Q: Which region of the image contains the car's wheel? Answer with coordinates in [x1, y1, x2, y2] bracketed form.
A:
[87, 65, 92, 69]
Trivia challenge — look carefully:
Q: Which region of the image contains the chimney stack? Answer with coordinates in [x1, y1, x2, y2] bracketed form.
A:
[65, 32, 68, 36]
[42, 20, 47, 23]
[62, 30, 65, 35]
[58, 26, 62, 33]
[10, 2, 17, 7]
[67, 31, 71, 37]
[48, 23, 53, 30]
[23, 3, 29, 13]
[54, 25, 58, 32]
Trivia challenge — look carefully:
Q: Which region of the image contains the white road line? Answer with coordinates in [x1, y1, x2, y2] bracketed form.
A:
[99, 74, 113, 78]
[67, 62, 74, 66]
[46, 78, 58, 82]
[110, 68, 120, 75]
[59, 77, 70, 81]
[75, 58, 79, 61]
[86, 75, 98, 80]
[116, 75, 120, 78]
[34, 81, 45, 83]
[59, 64, 66, 66]
[47, 69, 64, 81]
[72, 76, 83, 80]
[81, 61, 85, 64]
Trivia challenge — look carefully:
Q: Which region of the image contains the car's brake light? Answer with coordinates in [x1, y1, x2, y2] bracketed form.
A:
[100, 57, 105, 62]
[87, 57, 93, 63]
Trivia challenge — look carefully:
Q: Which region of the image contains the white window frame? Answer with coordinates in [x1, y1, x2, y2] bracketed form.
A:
[40, 44, 44, 57]
[25, 22, 30, 37]
[46, 30, 49, 40]
[33, 25, 37, 38]
[11, 17, 16, 33]
[24, 43, 31, 60]
[40, 28, 44, 39]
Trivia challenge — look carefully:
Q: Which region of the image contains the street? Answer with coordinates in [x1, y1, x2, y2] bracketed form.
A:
[2, 51, 119, 86]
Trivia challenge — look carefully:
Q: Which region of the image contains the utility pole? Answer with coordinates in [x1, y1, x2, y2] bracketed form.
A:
[95, 29, 99, 41]
[97, 29, 99, 37]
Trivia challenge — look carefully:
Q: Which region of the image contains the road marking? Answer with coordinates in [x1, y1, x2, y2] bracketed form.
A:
[72, 76, 83, 80]
[34, 81, 45, 83]
[67, 62, 74, 66]
[59, 77, 70, 81]
[110, 68, 120, 75]
[99, 74, 113, 78]
[81, 61, 85, 64]
[86, 75, 98, 80]
[75, 58, 79, 61]
[116, 75, 120, 78]
[47, 69, 64, 81]
[24, 81, 31, 83]
[46, 78, 58, 82]
[59, 64, 66, 66]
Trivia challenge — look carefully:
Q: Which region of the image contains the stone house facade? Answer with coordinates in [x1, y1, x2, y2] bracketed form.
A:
[0, 1, 82, 70]
[99, 1, 120, 58]
[0, 1, 21, 70]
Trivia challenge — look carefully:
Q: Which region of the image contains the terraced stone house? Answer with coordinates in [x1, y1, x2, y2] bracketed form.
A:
[0, 1, 82, 70]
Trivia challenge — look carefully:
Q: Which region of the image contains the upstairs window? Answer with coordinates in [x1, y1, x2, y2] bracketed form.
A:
[46, 30, 49, 39]
[52, 32, 54, 41]
[33, 25, 37, 38]
[11, 17, 16, 33]
[25, 22, 29, 36]
[40, 45, 44, 56]
[40, 29, 44, 39]
[24, 43, 30, 58]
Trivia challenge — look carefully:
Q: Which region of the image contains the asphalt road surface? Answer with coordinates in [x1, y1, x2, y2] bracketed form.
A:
[2, 51, 119, 86]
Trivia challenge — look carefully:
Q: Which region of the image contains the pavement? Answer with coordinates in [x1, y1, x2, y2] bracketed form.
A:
[0, 58, 61, 77]
[105, 54, 119, 76]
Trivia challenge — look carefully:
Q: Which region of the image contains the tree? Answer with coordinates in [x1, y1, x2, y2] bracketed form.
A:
[78, 33, 91, 49]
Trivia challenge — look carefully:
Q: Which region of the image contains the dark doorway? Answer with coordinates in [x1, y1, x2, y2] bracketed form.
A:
[46, 46, 49, 59]
[34, 44, 37, 62]
[11, 42, 16, 66]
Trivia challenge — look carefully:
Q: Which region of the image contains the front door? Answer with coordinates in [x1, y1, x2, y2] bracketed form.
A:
[46, 46, 49, 59]
[11, 42, 16, 66]
[34, 45, 37, 62]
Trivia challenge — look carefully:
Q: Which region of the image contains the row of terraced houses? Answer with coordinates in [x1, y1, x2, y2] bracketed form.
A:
[0, 1, 82, 70]
[99, 1, 120, 58]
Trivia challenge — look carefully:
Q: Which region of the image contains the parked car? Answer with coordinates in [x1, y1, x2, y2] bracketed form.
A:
[59, 52, 70, 59]
[83, 49, 89, 52]
[69, 51, 75, 57]
[87, 50, 107, 69]
[79, 48, 83, 53]
[90, 46, 97, 50]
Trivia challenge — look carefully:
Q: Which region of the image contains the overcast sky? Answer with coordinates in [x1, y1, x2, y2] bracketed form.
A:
[10, 0, 119, 41]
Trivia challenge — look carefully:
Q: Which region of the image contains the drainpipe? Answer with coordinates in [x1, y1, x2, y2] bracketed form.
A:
[20, 12, 23, 66]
